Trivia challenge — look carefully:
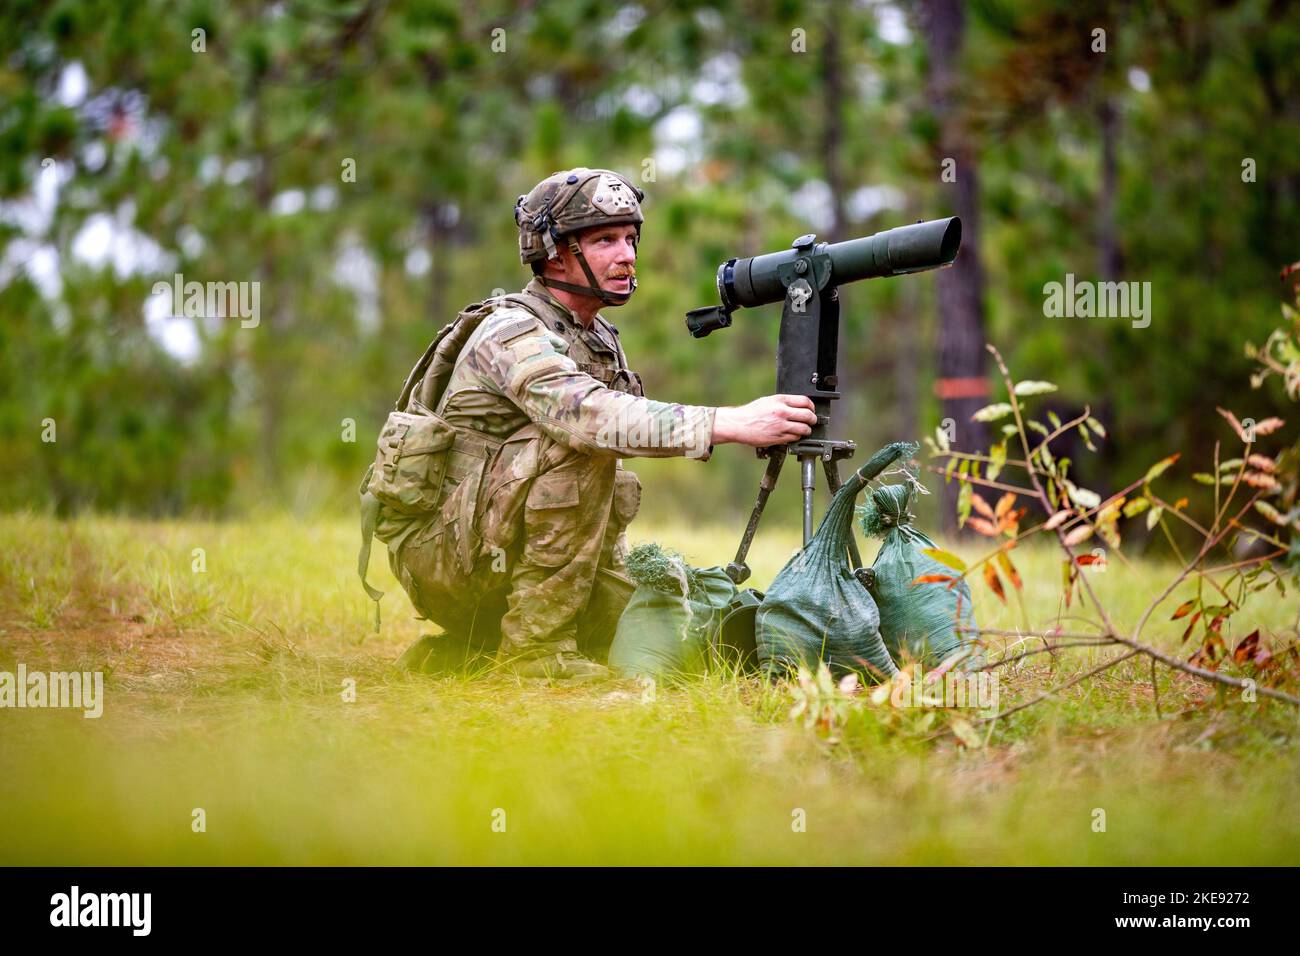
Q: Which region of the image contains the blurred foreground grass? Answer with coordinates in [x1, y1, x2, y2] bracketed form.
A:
[1, 509, 1298, 865]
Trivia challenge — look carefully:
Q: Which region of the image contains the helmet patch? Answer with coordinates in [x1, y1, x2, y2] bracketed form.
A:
[590, 174, 638, 216]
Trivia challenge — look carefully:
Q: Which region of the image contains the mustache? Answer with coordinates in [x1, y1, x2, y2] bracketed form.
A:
[606, 268, 636, 279]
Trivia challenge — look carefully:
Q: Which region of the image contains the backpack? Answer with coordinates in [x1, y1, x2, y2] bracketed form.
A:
[356, 293, 547, 628]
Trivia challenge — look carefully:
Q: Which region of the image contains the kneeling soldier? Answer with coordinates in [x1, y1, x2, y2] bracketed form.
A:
[360, 167, 817, 681]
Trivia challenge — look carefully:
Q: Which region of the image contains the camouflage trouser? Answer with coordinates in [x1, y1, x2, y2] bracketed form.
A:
[387, 423, 640, 662]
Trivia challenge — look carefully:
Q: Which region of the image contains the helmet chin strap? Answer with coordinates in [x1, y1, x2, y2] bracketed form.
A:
[539, 235, 636, 306]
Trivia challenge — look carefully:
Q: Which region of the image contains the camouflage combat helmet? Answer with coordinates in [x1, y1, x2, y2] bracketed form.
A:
[515, 167, 645, 305]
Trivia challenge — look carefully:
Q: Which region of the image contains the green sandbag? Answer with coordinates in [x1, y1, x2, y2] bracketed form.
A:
[859, 483, 981, 668]
[608, 544, 737, 680]
[755, 441, 917, 682]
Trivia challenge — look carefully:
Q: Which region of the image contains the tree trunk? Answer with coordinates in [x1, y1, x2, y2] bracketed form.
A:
[922, 0, 989, 535]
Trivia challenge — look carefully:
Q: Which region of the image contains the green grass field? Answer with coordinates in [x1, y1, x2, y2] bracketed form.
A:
[1, 510, 1297, 865]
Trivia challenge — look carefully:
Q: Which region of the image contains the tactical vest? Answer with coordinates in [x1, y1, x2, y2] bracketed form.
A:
[356, 287, 642, 625]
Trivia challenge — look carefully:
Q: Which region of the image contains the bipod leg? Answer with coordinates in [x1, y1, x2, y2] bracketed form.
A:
[726, 447, 788, 585]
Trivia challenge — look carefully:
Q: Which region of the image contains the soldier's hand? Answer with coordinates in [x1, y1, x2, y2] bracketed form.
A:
[712, 394, 818, 447]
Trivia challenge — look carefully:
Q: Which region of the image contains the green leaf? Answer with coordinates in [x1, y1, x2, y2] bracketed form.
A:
[1122, 497, 1150, 518]
[1255, 501, 1285, 525]
[1147, 506, 1164, 531]
[1048, 409, 1062, 430]
[1086, 417, 1107, 438]
[922, 547, 968, 573]
[987, 440, 1007, 483]
[971, 402, 1013, 423]
[950, 717, 984, 749]
[1066, 483, 1101, 509]
[957, 481, 972, 529]
[1026, 420, 1049, 436]
[1013, 380, 1058, 396]
[1000, 424, 1019, 437]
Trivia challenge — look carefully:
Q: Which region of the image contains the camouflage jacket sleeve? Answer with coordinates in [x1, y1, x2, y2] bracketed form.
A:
[473, 308, 717, 460]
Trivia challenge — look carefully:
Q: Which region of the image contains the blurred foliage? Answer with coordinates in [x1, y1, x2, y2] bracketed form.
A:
[0, 0, 1296, 540]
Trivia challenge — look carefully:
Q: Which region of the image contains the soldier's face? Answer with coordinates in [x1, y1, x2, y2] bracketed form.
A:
[565, 224, 638, 297]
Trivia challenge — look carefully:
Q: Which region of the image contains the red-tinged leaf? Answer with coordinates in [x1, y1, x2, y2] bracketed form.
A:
[1247, 454, 1277, 473]
[1063, 524, 1095, 547]
[971, 492, 995, 519]
[1173, 497, 1188, 510]
[1253, 417, 1285, 437]
[1171, 599, 1196, 620]
[1001, 505, 1029, 536]
[1142, 453, 1181, 484]
[1044, 509, 1072, 530]
[983, 562, 1007, 605]
[995, 492, 1016, 519]
[1075, 554, 1102, 566]
[1217, 407, 1246, 440]
[912, 573, 956, 586]
[996, 550, 1023, 591]
[1233, 630, 1261, 665]
[1244, 471, 1281, 490]
[967, 516, 1000, 537]
[1180, 610, 1202, 644]
[1189, 644, 1220, 671]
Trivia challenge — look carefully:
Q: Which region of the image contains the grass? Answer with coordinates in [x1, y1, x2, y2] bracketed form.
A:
[0, 508, 1297, 865]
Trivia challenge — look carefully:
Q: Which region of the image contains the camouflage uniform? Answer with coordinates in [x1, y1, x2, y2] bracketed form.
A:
[382, 276, 716, 664]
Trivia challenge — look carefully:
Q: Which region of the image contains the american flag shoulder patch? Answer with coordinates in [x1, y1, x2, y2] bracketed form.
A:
[495, 316, 542, 345]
